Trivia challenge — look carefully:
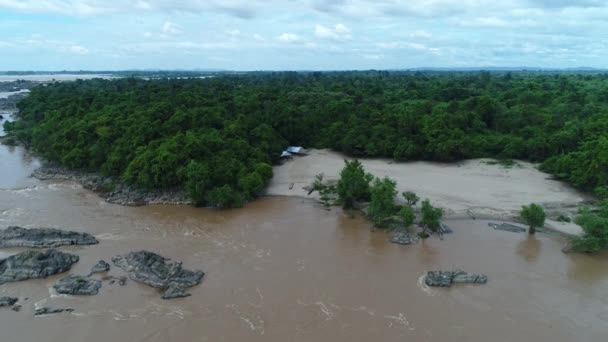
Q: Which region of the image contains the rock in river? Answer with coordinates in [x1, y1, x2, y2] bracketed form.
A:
[112, 250, 204, 299]
[0, 226, 98, 248]
[89, 260, 110, 275]
[34, 307, 74, 316]
[53, 275, 101, 295]
[0, 249, 79, 285]
[391, 231, 419, 245]
[425, 270, 488, 287]
[0, 296, 18, 307]
[161, 284, 191, 299]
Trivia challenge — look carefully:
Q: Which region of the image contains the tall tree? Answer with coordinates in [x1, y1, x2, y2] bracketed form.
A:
[520, 203, 546, 235]
[337, 160, 373, 209]
[368, 177, 397, 228]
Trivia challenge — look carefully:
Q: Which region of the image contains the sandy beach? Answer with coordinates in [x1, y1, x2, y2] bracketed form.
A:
[267, 149, 590, 235]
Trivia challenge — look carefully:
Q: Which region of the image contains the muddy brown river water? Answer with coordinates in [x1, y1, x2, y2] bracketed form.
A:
[1, 114, 608, 341]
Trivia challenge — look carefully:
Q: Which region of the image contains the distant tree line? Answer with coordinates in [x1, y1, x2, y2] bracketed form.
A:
[4, 71, 608, 206]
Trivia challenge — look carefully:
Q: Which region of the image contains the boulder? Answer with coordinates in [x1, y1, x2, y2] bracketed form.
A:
[425, 270, 488, 287]
[0, 296, 18, 307]
[89, 260, 110, 275]
[112, 250, 204, 299]
[53, 275, 101, 295]
[0, 249, 79, 284]
[0, 226, 98, 248]
[34, 307, 74, 316]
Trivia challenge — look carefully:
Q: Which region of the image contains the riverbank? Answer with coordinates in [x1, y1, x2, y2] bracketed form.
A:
[26, 151, 590, 236]
[31, 164, 191, 206]
[267, 149, 591, 236]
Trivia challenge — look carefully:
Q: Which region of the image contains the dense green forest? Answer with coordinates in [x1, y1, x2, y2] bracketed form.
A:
[4, 71, 608, 206]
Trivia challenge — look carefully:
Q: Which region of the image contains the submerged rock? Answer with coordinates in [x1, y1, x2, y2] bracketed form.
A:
[112, 250, 204, 299]
[0, 296, 18, 307]
[425, 270, 488, 287]
[391, 231, 419, 245]
[162, 284, 191, 299]
[53, 275, 101, 295]
[0, 226, 98, 248]
[34, 307, 74, 316]
[89, 260, 110, 275]
[0, 249, 79, 284]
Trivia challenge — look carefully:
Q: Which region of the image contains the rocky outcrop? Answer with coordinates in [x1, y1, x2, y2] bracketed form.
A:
[391, 231, 419, 245]
[0, 296, 18, 307]
[53, 275, 101, 295]
[89, 260, 110, 275]
[34, 307, 74, 316]
[0, 92, 29, 111]
[32, 164, 191, 206]
[112, 250, 204, 299]
[0, 249, 79, 284]
[425, 270, 488, 287]
[0, 226, 98, 248]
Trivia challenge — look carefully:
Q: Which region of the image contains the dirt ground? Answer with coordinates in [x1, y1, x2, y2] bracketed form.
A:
[267, 149, 591, 236]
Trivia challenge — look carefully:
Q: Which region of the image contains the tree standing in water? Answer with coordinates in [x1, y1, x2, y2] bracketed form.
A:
[402, 191, 420, 207]
[337, 160, 373, 209]
[520, 203, 546, 235]
[399, 205, 416, 232]
[368, 177, 398, 228]
[420, 199, 443, 233]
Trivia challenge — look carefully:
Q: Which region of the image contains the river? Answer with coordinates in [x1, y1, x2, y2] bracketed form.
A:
[1, 96, 608, 341]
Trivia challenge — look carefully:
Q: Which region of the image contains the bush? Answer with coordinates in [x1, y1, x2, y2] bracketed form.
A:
[571, 204, 608, 253]
[207, 185, 244, 209]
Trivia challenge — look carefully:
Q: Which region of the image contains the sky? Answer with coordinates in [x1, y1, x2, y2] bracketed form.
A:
[0, 0, 606, 71]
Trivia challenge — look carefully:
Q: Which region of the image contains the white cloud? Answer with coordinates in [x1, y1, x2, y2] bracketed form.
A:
[277, 33, 300, 43]
[410, 30, 432, 38]
[377, 41, 440, 54]
[460, 16, 509, 27]
[70, 45, 89, 55]
[314, 24, 352, 42]
[161, 21, 182, 34]
[253, 33, 265, 41]
[362, 54, 384, 60]
[225, 29, 241, 36]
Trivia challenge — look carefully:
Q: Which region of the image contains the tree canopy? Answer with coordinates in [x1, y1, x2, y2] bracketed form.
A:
[6, 71, 608, 205]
